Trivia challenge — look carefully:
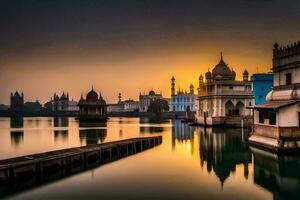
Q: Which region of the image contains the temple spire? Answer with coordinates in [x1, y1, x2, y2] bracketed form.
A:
[220, 52, 223, 62]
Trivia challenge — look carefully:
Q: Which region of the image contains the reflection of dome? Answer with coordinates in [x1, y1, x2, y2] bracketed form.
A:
[149, 90, 156, 95]
[86, 88, 98, 102]
[211, 53, 235, 80]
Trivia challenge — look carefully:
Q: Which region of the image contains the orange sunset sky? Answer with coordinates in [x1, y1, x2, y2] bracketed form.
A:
[1, 0, 300, 104]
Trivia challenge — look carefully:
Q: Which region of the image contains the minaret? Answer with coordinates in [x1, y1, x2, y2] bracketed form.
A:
[21, 91, 24, 104]
[171, 76, 175, 96]
[190, 84, 194, 94]
[243, 70, 249, 81]
[118, 92, 122, 103]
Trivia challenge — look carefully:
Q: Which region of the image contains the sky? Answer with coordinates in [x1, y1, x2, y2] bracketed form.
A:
[0, 0, 300, 104]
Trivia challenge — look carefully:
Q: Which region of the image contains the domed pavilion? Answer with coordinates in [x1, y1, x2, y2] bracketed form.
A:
[77, 87, 108, 122]
[195, 53, 253, 127]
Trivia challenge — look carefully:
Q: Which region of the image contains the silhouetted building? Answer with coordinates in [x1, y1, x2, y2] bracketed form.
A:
[195, 53, 253, 127]
[170, 77, 196, 112]
[10, 91, 24, 114]
[0, 104, 9, 111]
[249, 41, 300, 152]
[77, 87, 108, 122]
[52, 92, 79, 116]
[107, 93, 139, 113]
[139, 90, 163, 112]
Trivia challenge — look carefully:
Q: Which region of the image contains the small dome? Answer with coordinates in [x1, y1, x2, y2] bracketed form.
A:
[99, 93, 106, 105]
[149, 90, 156, 95]
[205, 71, 212, 79]
[266, 91, 274, 101]
[86, 88, 98, 102]
[211, 53, 235, 80]
[199, 74, 203, 80]
[79, 94, 84, 103]
[243, 70, 249, 75]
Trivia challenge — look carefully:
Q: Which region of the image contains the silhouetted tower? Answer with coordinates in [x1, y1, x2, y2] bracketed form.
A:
[171, 76, 175, 96]
[198, 74, 204, 93]
[118, 93, 122, 104]
[10, 91, 24, 110]
[243, 70, 249, 81]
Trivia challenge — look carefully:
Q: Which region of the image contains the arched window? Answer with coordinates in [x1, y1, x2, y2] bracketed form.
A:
[235, 101, 245, 116]
[225, 101, 234, 116]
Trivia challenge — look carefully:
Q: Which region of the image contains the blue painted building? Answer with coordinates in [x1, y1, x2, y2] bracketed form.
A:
[169, 77, 196, 112]
[252, 73, 273, 105]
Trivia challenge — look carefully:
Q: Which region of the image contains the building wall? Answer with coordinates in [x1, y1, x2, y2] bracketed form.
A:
[67, 101, 79, 111]
[252, 74, 273, 105]
[278, 103, 300, 127]
[124, 101, 139, 111]
[170, 94, 196, 112]
[139, 94, 162, 112]
[273, 67, 300, 87]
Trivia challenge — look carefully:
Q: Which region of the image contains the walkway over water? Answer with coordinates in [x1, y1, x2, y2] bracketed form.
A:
[0, 136, 162, 183]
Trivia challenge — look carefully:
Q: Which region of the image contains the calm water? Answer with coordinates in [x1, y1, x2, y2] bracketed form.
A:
[1, 117, 300, 199]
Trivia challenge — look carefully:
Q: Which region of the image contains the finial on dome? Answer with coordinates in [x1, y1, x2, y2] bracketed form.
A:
[91, 85, 94, 91]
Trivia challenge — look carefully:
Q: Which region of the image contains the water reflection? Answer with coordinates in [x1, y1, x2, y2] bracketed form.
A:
[2, 117, 300, 199]
[53, 117, 69, 142]
[10, 116, 24, 147]
[139, 117, 167, 134]
[172, 120, 195, 153]
[53, 117, 69, 127]
[79, 129, 107, 145]
[251, 147, 300, 199]
[140, 126, 164, 134]
[10, 131, 24, 147]
[54, 130, 68, 142]
[199, 127, 251, 188]
[139, 117, 169, 124]
[10, 116, 23, 128]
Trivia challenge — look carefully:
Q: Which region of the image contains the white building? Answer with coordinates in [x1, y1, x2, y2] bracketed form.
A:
[248, 42, 300, 152]
[139, 90, 163, 112]
[195, 53, 253, 126]
[169, 77, 196, 112]
[123, 99, 139, 112]
[107, 93, 139, 113]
